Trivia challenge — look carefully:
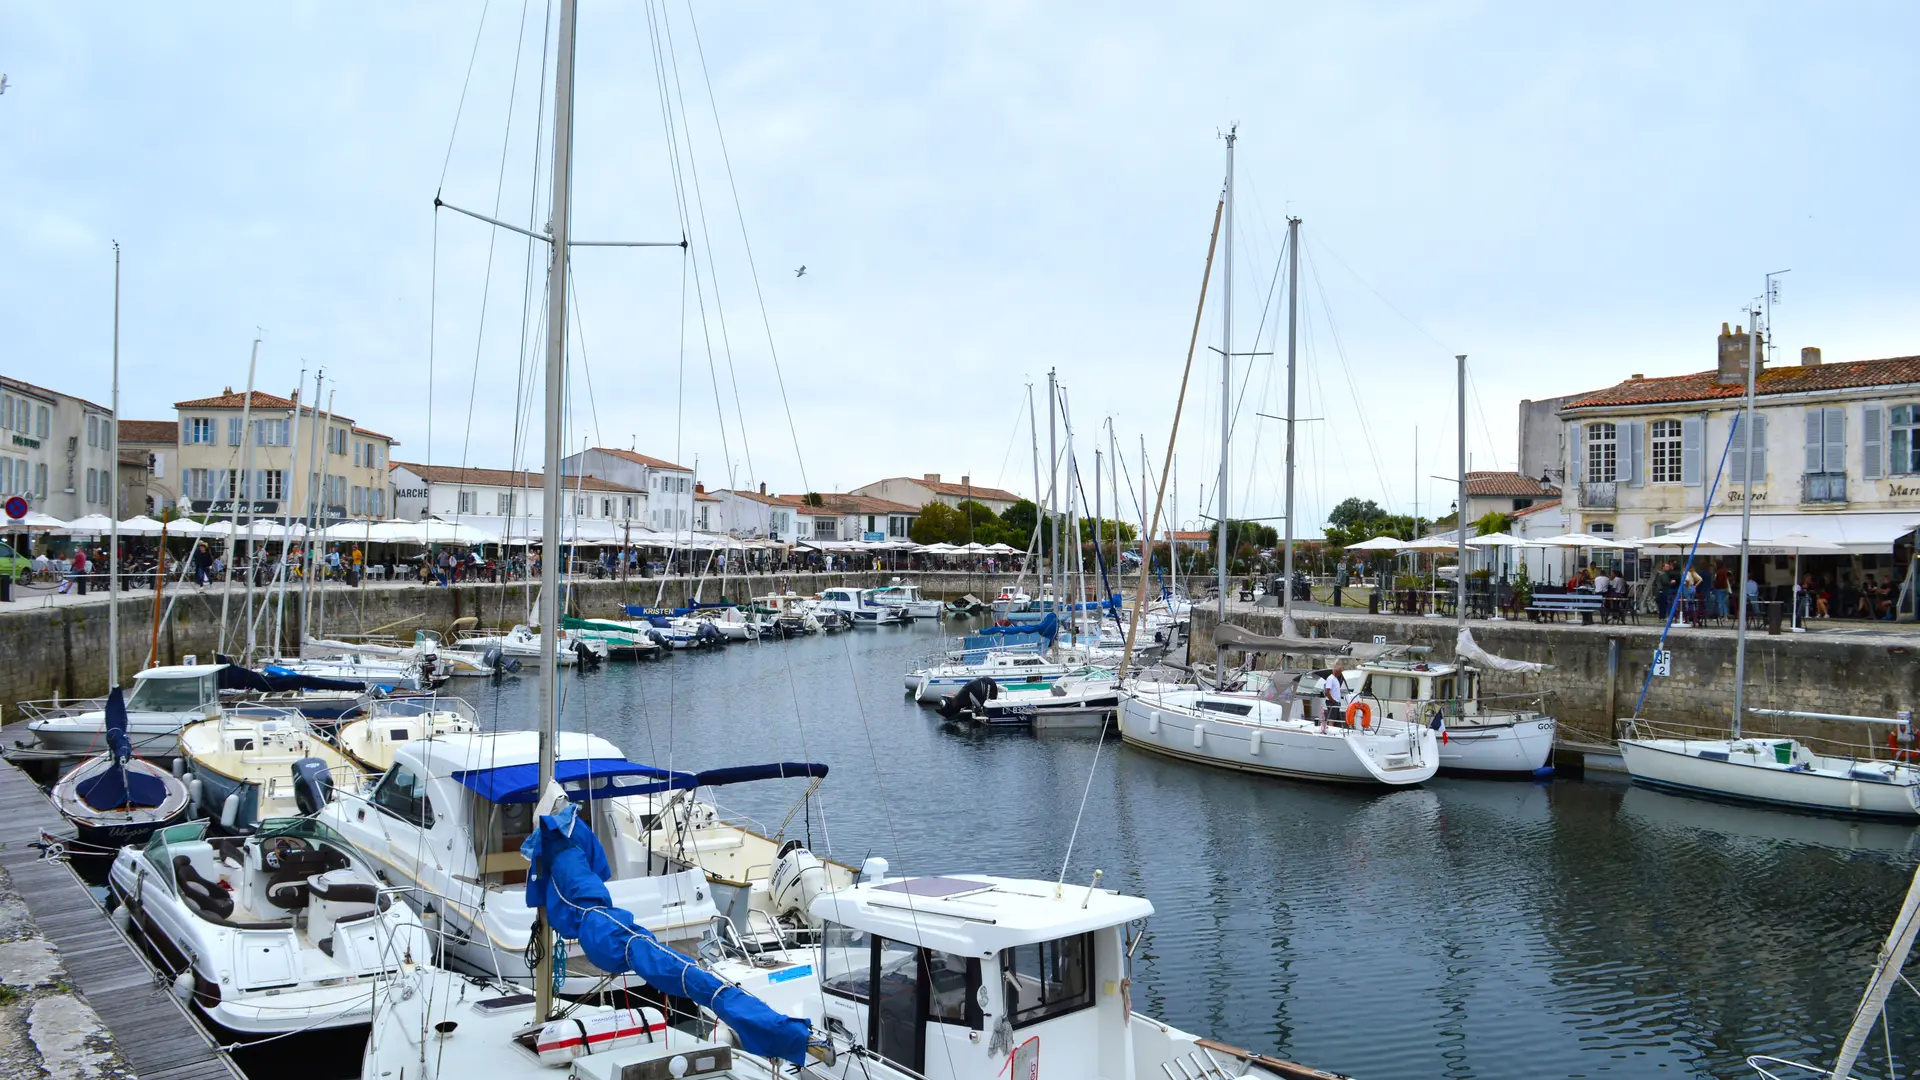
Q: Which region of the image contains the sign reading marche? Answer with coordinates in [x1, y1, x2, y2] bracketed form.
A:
[4, 496, 25, 520]
[1652, 649, 1672, 678]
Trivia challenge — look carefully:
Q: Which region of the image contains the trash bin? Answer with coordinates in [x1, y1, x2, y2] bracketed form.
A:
[1766, 600, 1784, 636]
[0, 573, 10, 603]
[1368, 588, 1381, 615]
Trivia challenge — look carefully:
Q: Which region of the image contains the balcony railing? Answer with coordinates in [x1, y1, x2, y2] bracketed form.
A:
[1803, 472, 1848, 504]
[1579, 481, 1617, 509]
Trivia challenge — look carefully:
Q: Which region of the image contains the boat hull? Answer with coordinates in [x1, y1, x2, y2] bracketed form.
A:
[1118, 694, 1438, 786]
[1435, 716, 1558, 776]
[50, 755, 192, 849]
[1619, 736, 1920, 819]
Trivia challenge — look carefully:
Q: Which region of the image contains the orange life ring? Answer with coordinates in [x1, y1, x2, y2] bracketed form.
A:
[1345, 701, 1372, 730]
[1889, 731, 1919, 762]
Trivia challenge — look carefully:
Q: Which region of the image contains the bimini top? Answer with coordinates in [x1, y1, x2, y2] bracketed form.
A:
[454, 757, 681, 804]
[810, 874, 1154, 956]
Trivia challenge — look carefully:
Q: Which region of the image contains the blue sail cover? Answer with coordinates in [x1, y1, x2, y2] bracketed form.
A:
[74, 687, 168, 810]
[522, 807, 812, 1063]
[976, 612, 1059, 640]
[612, 762, 828, 798]
[454, 758, 693, 804]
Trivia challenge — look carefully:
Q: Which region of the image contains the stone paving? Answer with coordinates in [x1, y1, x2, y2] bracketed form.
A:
[0, 865, 130, 1080]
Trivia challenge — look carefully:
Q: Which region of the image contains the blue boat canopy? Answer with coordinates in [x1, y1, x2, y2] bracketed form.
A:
[75, 687, 170, 810]
[453, 758, 691, 804]
[614, 761, 828, 798]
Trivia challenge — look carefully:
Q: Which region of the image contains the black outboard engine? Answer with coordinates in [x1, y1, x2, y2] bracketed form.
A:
[481, 645, 509, 679]
[647, 629, 670, 651]
[291, 757, 336, 816]
[939, 676, 1000, 720]
[573, 640, 602, 669]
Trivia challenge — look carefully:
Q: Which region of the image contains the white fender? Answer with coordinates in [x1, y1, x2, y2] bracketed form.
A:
[219, 792, 241, 830]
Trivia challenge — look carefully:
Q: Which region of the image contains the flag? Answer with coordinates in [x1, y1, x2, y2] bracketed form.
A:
[1429, 712, 1448, 745]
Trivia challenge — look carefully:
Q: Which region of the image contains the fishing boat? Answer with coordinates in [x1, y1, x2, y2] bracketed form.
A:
[179, 710, 361, 831]
[871, 581, 942, 620]
[813, 586, 906, 626]
[1619, 319, 1920, 818]
[109, 815, 430, 1036]
[49, 687, 191, 847]
[1341, 641, 1557, 777]
[332, 695, 481, 774]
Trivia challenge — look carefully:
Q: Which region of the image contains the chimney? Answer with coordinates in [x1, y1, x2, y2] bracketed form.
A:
[694, 482, 706, 494]
[1715, 322, 1762, 386]
[924, 473, 940, 483]
[1801, 346, 1822, 367]
[223, 386, 234, 395]
[758, 481, 767, 495]
[960, 475, 970, 487]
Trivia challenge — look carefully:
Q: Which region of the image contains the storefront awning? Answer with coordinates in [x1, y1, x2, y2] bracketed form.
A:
[1644, 511, 1920, 555]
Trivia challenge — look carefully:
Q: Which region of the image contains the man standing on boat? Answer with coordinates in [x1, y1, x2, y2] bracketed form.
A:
[1320, 660, 1347, 733]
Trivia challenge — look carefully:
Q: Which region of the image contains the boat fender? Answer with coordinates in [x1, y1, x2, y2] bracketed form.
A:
[1345, 701, 1372, 730]
[770, 847, 832, 925]
[170, 970, 194, 1003]
[186, 777, 204, 814]
[219, 793, 241, 831]
[534, 1007, 665, 1064]
[171, 757, 185, 778]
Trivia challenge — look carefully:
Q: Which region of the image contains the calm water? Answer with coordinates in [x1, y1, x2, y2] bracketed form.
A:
[442, 617, 1920, 1079]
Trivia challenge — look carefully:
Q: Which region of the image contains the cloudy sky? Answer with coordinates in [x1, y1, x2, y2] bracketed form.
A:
[5, 3, 1917, 535]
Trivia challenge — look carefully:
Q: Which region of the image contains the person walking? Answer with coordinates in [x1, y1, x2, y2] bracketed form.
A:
[350, 545, 364, 587]
[71, 546, 88, 596]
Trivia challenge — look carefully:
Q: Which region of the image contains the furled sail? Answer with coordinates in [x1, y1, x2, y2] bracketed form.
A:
[74, 688, 168, 809]
[1455, 627, 1548, 674]
[522, 805, 812, 1063]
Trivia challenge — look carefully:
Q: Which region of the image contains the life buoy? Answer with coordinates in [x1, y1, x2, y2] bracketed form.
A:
[1345, 701, 1372, 730]
[1888, 731, 1919, 762]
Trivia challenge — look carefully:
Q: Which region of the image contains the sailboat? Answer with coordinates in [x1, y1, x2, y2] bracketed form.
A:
[49, 686, 191, 847]
[1618, 308, 1920, 818]
[1117, 135, 1438, 787]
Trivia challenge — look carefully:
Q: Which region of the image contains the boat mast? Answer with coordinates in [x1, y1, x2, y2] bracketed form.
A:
[272, 365, 309, 655]
[1047, 367, 1059, 613]
[1282, 215, 1299, 629]
[1215, 126, 1234, 679]
[1456, 354, 1468, 631]
[109, 242, 121, 688]
[1731, 306, 1757, 738]
[219, 338, 260, 654]
[298, 372, 326, 646]
[533, 0, 579, 1025]
[1027, 382, 1040, 584]
[311, 391, 336, 642]
[1109, 419, 1119, 624]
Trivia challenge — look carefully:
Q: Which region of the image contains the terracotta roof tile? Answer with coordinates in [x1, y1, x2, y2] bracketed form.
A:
[117, 420, 179, 444]
[592, 447, 690, 472]
[1564, 354, 1920, 411]
[1, 375, 110, 414]
[173, 389, 309, 413]
[1511, 498, 1562, 519]
[391, 461, 641, 493]
[873, 476, 1022, 502]
[718, 488, 785, 505]
[1464, 471, 1559, 497]
[772, 492, 920, 515]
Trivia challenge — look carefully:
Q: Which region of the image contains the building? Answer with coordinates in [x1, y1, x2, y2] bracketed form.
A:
[1517, 395, 1576, 485]
[851, 473, 1023, 516]
[117, 420, 180, 516]
[0, 376, 119, 521]
[559, 448, 696, 531]
[1556, 324, 1920, 581]
[389, 462, 643, 526]
[710, 485, 794, 540]
[771, 493, 918, 543]
[1462, 471, 1560, 524]
[174, 389, 397, 521]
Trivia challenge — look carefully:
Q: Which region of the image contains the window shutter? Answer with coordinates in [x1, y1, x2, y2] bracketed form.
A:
[1625, 421, 1644, 486]
[1681, 416, 1703, 487]
[228, 417, 240, 446]
[1728, 416, 1747, 485]
[1749, 414, 1767, 482]
[1864, 406, 1885, 480]
[253, 469, 265, 500]
[1824, 406, 1846, 474]
[1805, 409, 1824, 474]
[181, 419, 189, 445]
[1567, 423, 1582, 485]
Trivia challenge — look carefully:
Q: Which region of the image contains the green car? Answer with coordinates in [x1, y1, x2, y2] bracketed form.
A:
[0, 539, 32, 582]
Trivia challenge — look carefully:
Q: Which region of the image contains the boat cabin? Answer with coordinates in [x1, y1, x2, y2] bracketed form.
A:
[800, 875, 1151, 1080]
[125, 664, 226, 715]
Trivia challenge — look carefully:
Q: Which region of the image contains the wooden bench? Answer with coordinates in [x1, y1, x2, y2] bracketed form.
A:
[1527, 592, 1605, 624]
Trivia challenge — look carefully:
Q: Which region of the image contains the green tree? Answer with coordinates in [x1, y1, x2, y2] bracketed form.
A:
[1328, 497, 1386, 531]
[910, 502, 963, 544]
[1474, 510, 1514, 536]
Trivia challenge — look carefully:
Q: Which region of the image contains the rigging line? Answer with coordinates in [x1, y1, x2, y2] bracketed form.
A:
[660, 2, 755, 488]
[681, 0, 810, 493]
[1303, 240, 1399, 514]
[1307, 230, 1453, 353]
[563, 260, 604, 448]
[437, 0, 498, 190]
[991, 392, 1027, 494]
[458, 0, 537, 481]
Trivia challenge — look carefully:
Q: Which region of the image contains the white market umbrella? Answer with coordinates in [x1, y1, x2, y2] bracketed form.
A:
[1464, 531, 1533, 548]
[420, 519, 493, 546]
[962, 542, 989, 552]
[158, 517, 205, 537]
[1401, 535, 1462, 552]
[986, 542, 1019, 554]
[1534, 532, 1636, 550]
[116, 515, 168, 536]
[59, 513, 118, 536]
[8, 510, 68, 531]
[1344, 535, 1407, 551]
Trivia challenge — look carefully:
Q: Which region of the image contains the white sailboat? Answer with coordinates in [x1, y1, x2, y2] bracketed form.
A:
[1619, 304, 1920, 818]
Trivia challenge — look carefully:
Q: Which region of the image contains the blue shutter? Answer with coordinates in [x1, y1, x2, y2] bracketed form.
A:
[1864, 406, 1885, 480]
[1681, 417, 1703, 487]
[1805, 409, 1824, 474]
[1728, 416, 1747, 485]
[1567, 422, 1583, 485]
[1824, 406, 1846, 474]
[1625, 421, 1644, 487]
[1749, 414, 1767, 483]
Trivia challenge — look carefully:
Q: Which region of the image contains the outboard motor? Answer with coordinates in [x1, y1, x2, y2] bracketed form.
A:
[647, 629, 670, 650]
[697, 621, 722, 646]
[291, 757, 336, 816]
[770, 840, 832, 928]
[481, 645, 507, 679]
[572, 641, 602, 669]
[938, 675, 1000, 720]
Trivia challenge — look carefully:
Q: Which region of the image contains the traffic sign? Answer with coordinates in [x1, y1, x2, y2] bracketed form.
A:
[3, 496, 26, 520]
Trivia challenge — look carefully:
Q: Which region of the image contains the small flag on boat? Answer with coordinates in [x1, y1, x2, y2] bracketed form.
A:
[1429, 712, 1448, 745]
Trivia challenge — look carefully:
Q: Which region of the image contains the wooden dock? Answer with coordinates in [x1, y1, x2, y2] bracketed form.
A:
[0, 761, 243, 1080]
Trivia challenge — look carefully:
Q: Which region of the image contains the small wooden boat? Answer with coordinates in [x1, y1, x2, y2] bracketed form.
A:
[49, 687, 191, 848]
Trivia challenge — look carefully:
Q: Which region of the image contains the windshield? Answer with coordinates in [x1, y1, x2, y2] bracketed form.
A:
[126, 673, 213, 713]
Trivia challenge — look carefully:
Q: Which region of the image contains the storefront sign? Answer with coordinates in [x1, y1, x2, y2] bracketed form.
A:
[1723, 489, 1767, 503]
[191, 499, 281, 515]
[10, 434, 39, 449]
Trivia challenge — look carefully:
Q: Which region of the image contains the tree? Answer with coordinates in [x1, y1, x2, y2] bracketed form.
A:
[1328, 497, 1386, 531]
[910, 502, 963, 544]
[1000, 499, 1038, 537]
[1474, 510, 1514, 536]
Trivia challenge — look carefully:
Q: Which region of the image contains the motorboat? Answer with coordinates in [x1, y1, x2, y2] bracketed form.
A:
[1117, 681, 1440, 787]
[304, 630, 497, 678]
[109, 816, 430, 1036]
[49, 687, 191, 848]
[179, 711, 362, 831]
[988, 583, 1031, 621]
[946, 667, 1130, 729]
[1349, 655, 1557, 777]
[24, 662, 232, 758]
[812, 587, 905, 626]
[687, 605, 755, 641]
[1617, 727, 1920, 819]
[450, 624, 604, 666]
[871, 581, 943, 620]
[560, 616, 669, 659]
[746, 593, 819, 638]
[264, 651, 445, 691]
[910, 649, 1074, 704]
[316, 730, 721, 994]
[333, 695, 481, 775]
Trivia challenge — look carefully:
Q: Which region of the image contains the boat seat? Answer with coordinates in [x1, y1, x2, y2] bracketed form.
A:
[308, 868, 385, 951]
[174, 852, 235, 921]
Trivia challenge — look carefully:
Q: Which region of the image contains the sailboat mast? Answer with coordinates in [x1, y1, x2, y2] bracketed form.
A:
[1732, 308, 1758, 738]
[272, 365, 308, 655]
[220, 339, 260, 653]
[1216, 127, 1235, 676]
[1047, 368, 1059, 615]
[1456, 354, 1468, 630]
[109, 242, 121, 687]
[533, 0, 579, 1025]
[298, 372, 326, 645]
[1282, 216, 1299, 628]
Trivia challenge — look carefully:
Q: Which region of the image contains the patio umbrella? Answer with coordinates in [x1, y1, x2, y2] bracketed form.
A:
[8, 510, 68, 531]
[116, 515, 168, 536]
[59, 514, 118, 536]
[1344, 535, 1408, 551]
[1747, 533, 1845, 631]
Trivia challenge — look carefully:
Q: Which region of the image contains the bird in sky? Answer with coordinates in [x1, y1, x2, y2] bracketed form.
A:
[0, 75, 9, 95]
[794, 265, 806, 277]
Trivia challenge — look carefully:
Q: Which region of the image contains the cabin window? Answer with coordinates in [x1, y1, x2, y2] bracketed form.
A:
[1002, 932, 1094, 1028]
[127, 676, 211, 713]
[1371, 675, 1417, 702]
[821, 923, 872, 1002]
[1196, 700, 1252, 717]
[387, 728, 410, 742]
[231, 737, 255, 752]
[1434, 677, 1456, 702]
[370, 765, 435, 829]
[926, 950, 982, 1029]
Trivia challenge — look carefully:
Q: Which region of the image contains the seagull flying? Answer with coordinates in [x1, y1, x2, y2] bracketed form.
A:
[0, 75, 9, 96]
[794, 265, 806, 277]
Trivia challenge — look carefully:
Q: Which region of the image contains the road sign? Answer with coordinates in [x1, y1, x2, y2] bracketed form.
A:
[1652, 649, 1672, 677]
[3, 496, 25, 520]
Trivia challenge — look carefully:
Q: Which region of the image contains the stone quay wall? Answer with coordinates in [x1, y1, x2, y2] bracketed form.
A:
[0, 571, 1127, 718]
[1189, 606, 1920, 753]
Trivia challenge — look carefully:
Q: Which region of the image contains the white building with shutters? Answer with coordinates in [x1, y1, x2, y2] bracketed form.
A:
[1555, 323, 1920, 563]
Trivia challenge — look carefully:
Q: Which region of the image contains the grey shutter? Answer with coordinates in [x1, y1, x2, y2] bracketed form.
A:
[1824, 406, 1847, 474]
[228, 417, 240, 446]
[1681, 416, 1703, 486]
[1625, 421, 1644, 486]
[1568, 422, 1583, 485]
[1805, 409, 1824, 474]
[1729, 416, 1748, 484]
[1749, 414, 1767, 482]
[180, 419, 189, 445]
[1864, 405, 1885, 480]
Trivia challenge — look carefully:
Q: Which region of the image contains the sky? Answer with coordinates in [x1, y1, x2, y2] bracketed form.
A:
[5, 2, 1919, 537]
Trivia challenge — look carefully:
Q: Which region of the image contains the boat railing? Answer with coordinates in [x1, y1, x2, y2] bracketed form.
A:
[368, 694, 481, 725]
[15, 697, 109, 721]
[1619, 715, 1910, 763]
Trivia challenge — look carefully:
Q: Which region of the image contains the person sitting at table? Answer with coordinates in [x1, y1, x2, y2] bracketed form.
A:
[1856, 575, 1880, 619]
[1590, 569, 1609, 594]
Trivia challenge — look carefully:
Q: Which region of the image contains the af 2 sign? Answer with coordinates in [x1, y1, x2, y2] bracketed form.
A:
[1652, 649, 1672, 678]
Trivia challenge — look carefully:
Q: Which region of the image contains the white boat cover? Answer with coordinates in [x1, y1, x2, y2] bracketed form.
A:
[1455, 627, 1547, 674]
